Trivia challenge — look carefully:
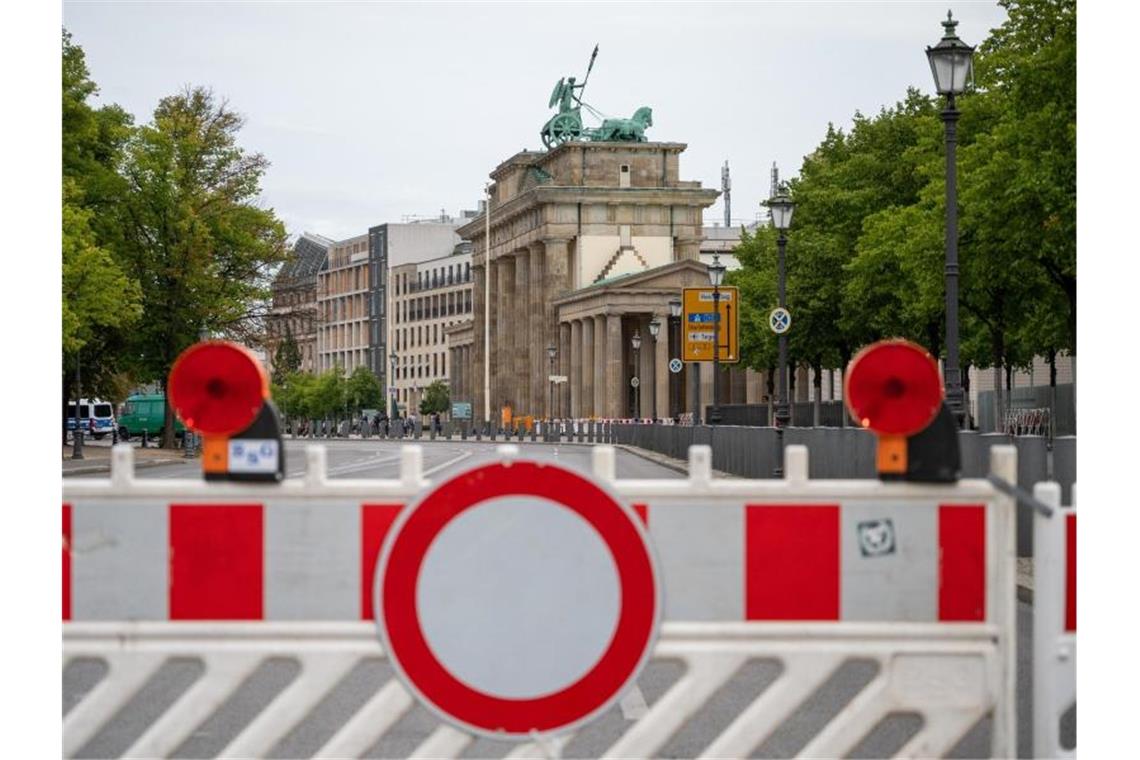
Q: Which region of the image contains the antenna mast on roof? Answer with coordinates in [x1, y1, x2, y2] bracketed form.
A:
[721, 161, 731, 228]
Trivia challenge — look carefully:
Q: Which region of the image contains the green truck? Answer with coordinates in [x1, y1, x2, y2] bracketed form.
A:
[117, 394, 185, 440]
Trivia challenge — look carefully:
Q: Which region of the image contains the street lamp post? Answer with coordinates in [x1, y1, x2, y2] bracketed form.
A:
[766, 187, 795, 476]
[707, 254, 726, 425]
[389, 351, 398, 424]
[926, 10, 974, 428]
[547, 343, 557, 421]
[648, 317, 661, 420]
[630, 330, 642, 420]
[668, 296, 682, 420]
[71, 350, 84, 460]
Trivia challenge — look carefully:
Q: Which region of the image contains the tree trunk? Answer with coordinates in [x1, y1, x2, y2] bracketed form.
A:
[812, 362, 822, 427]
[1048, 348, 1058, 441]
[62, 368, 71, 447]
[162, 376, 176, 449]
[961, 361, 972, 430]
[992, 335, 1004, 434]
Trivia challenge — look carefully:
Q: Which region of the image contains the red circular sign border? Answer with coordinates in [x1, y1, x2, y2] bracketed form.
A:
[373, 460, 661, 739]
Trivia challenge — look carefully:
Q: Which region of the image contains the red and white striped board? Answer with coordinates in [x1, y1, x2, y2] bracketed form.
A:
[63, 444, 1010, 627]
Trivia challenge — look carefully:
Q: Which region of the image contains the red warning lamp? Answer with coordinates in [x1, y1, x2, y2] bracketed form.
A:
[168, 341, 268, 435]
[845, 340, 956, 480]
[845, 340, 943, 436]
[168, 341, 282, 481]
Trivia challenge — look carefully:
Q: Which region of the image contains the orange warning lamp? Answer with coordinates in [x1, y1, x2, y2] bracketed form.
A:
[169, 341, 278, 480]
[844, 340, 954, 480]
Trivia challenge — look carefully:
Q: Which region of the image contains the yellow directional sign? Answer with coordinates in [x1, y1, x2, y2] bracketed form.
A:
[682, 286, 740, 363]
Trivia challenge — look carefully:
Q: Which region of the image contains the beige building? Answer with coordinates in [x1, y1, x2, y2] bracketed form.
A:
[458, 140, 755, 422]
[389, 249, 473, 412]
[316, 233, 371, 373]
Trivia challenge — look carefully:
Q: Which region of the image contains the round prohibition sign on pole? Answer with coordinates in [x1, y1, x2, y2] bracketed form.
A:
[769, 307, 792, 334]
[374, 460, 661, 739]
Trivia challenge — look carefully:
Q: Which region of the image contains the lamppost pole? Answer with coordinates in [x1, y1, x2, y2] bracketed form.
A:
[707, 254, 726, 425]
[668, 297, 682, 420]
[765, 187, 795, 477]
[547, 343, 556, 421]
[926, 10, 974, 427]
[71, 350, 84, 459]
[942, 93, 963, 424]
[389, 351, 398, 422]
[631, 330, 641, 419]
[648, 317, 661, 421]
[776, 230, 790, 434]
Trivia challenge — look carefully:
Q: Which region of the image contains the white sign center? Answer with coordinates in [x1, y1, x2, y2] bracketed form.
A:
[417, 496, 621, 699]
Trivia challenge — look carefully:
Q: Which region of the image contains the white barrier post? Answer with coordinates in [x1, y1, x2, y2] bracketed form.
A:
[1033, 480, 1076, 758]
[989, 445, 1018, 758]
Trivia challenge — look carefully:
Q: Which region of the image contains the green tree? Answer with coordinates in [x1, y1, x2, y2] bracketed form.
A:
[309, 369, 346, 430]
[419, 380, 450, 416]
[272, 324, 302, 384]
[114, 86, 289, 447]
[345, 366, 384, 416]
[61, 31, 140, 441]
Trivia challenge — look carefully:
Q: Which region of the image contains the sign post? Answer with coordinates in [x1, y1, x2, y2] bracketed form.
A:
[682, 286, 739, 363]
[374, 459, 661, 738]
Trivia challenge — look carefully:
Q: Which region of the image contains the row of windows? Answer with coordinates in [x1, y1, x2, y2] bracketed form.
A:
[395, 262, 472, 295]
[394, 351, 447, 380]
[321, 293, 369, 322]
[396, 290, 472, 323]
[394, 320, 463, 351]
[318, 264, 367, 297]
[267, 317, 314, 339]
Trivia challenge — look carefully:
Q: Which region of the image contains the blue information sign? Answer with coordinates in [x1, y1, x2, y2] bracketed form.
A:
[451, 402, 473, 420]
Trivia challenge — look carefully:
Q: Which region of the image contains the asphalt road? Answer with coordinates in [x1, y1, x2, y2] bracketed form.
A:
[69, 437, 684, 482]
[64, 440, 1057, 758]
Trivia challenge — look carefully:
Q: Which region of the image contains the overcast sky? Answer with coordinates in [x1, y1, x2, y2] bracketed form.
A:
[63, 1, 1008, 242]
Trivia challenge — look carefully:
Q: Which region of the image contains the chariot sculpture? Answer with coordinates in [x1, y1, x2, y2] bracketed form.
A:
[541, 45, 654, 149]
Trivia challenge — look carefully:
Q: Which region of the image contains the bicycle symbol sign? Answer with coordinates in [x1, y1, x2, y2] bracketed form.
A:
[769, 307, 792, 334]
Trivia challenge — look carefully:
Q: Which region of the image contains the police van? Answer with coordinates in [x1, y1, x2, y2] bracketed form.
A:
[65, 398, 116, 440]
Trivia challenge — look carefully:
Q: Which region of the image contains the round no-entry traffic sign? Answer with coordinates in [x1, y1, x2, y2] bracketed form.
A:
[374, 460, 661, 739]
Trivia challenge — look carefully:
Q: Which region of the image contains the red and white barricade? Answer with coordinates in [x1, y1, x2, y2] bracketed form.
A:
[1033, 481, 1076, 758]
[64, 443, 1020, 758]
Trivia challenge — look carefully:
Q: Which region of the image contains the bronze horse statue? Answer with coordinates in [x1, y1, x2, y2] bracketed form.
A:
[589, 106, 653, 143]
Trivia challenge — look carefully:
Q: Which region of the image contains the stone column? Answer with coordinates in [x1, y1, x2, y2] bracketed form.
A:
[514, 249, 531, 416]
[606, 313, 623, 419]
[544, 239, 571, 412]
[639, 315, 654, 419]
[529, 242, 545, 419]
[654, 314, 669, 420]
[472, 262, 486, 424]
[676, 236, 702, 262]
[570, 319, 583, 418]
[496, 255, 515, 412]
[593, 315, 606, 418]
[558, 321, 571, 418]
[581, 317, 595, 418]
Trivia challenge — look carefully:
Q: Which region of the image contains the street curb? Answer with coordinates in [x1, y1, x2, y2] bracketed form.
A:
[613, 443, 737, 479]
[62, 458, 187, 477]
